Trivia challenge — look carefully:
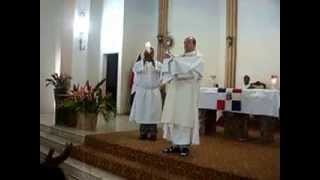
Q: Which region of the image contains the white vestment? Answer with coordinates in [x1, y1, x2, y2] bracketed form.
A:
[131, 70, 137, 95]
[161, 51, 204, 145]
[129, 60, 162, 124]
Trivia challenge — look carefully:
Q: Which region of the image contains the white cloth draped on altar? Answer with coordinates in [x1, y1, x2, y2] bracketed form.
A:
[199, 87, 280, 118]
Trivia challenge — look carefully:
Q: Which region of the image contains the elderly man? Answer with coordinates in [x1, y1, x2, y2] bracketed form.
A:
[160, 36, 204, 157]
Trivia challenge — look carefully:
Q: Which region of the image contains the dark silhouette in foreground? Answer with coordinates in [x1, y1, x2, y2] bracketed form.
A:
[40, 143, 73, 180]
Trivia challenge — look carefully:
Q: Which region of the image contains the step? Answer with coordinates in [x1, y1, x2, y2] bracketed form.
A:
[83, 135, 252, 180]
[40, 131, 76, 153]
[71, 145, 186, 180]
[41, 145, 124, 180]
[40, 124, 86, 144]
[40, 123, 52, 133]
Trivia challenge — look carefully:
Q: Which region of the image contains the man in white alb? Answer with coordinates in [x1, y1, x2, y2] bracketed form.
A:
[129, 42, 162, 141]
[160, 36, 204, 156]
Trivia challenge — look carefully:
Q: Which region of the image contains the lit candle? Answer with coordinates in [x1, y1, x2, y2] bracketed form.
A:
[271, 75, 278, 89]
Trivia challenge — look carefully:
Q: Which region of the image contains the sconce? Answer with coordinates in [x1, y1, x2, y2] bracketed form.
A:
[226, 36, 233, 47]
[74, 10, 89, 51]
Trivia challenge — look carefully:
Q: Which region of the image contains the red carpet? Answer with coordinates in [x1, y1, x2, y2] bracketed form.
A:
[70, 130, 279, 180]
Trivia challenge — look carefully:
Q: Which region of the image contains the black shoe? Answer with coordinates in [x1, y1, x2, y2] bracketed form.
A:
[162, 146, 180, 154]
[179, 148, 189, 157]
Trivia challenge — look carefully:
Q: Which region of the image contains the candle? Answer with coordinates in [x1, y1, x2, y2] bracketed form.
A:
[271, 75, 278, 89]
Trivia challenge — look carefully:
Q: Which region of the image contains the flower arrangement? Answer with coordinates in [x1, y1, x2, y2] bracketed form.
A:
[45, 73, 72, 94]
[63, 78, 116, 121]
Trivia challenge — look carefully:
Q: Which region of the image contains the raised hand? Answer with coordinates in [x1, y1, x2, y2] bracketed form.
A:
[42, 143, 73, 168]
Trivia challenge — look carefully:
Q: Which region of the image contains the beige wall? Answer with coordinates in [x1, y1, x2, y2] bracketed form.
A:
[119, 0, 158, 114]
[167, 0, 279, 89]
[236, 0, 280, 89]
[168, 0, 226, 87]
[87, 0, 104, 84]
[100, 0, 124, 112]
[61, 0, 76, 76]
[71, 0, 91, 85]
[40, 0, 64, 115]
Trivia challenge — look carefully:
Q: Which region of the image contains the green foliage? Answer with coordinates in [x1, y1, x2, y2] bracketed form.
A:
[63, 78, 116, 122]
[45, 73, 72, 90]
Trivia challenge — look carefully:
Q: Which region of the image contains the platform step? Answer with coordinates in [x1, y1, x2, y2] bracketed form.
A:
[81, 135, 252, 180]
[71, 145, 186, 180]
[40, 124, 86, 144]
[40, 131, 76, 153]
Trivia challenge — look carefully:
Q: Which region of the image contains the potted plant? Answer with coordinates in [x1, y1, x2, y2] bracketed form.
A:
[63, 79, 116, 131]
[57, 102, 77, 127]
[45, 73, 72, 126]
[45, 73, 72, 95]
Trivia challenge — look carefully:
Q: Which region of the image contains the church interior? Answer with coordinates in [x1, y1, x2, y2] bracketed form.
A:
[40, 0, 280, 179]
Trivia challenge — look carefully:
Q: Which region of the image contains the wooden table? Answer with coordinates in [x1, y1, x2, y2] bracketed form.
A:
[198, 88, 279, 142]
[199, 110, 278, 142]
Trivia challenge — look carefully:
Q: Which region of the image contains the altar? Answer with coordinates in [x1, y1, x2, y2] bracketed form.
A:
[199, 87, 280, 117]
[198, 87, 280, 142]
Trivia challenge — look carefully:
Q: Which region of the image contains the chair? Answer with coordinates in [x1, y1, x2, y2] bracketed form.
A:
[248, 81, 266, 89]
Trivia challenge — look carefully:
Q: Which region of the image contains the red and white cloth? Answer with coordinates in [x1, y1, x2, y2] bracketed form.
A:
[216, 88, 242, 122]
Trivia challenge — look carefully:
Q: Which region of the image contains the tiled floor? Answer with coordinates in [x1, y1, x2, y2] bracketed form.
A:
[40, 113, 139, 134]
[40, 113, 55, 126]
